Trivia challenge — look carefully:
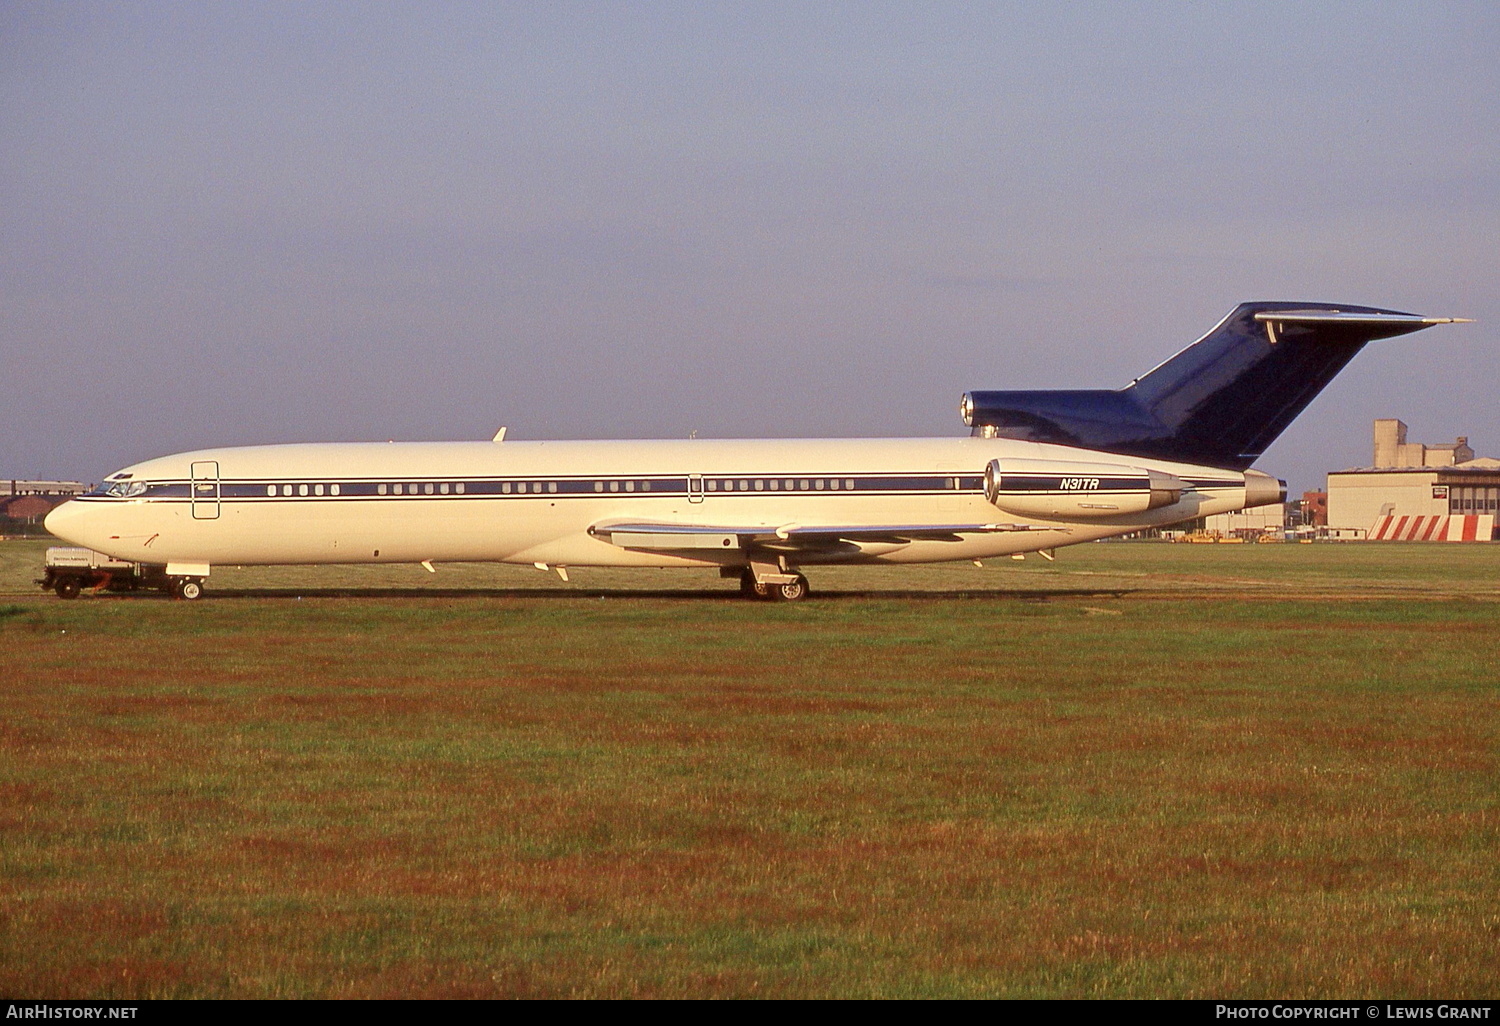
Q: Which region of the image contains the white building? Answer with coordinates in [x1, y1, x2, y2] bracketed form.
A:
[1204, 504, 1287, 539]
[2, 480, 86, 497]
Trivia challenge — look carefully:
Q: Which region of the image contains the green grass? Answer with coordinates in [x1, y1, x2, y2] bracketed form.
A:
[1, 538, 1496, 997]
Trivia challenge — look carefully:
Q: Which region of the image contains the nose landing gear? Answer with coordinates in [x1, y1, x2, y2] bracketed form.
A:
[169, 578, 204, 600]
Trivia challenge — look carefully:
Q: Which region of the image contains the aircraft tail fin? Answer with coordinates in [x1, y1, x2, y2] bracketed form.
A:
[961, 302, 1469, 470]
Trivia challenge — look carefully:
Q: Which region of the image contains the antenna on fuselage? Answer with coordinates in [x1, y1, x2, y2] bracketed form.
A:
[492, 426, 507, 443]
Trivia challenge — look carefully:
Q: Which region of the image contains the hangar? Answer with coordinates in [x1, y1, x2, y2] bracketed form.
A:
[1327, 421, 1499, 540]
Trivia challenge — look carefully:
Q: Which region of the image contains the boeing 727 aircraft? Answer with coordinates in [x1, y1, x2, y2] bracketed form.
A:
[45, 302, 1468, 600]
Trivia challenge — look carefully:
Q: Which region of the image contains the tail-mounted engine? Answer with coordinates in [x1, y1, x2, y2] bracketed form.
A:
[983, 458, 1184, 519]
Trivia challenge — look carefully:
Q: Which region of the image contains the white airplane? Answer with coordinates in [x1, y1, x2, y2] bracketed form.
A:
[45, 302, 1468, 600]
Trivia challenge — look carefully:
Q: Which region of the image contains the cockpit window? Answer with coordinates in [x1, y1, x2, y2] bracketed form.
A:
[90, 480, 148, 498]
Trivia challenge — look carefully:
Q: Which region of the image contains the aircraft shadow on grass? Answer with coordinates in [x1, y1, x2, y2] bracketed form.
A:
[179, 586, 1139, 602]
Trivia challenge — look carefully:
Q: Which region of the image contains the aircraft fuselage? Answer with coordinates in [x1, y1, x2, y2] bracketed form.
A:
[44, 436, 1262, 571]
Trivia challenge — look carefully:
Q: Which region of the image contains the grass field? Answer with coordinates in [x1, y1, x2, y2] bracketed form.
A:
[1, 538, 1496, 998]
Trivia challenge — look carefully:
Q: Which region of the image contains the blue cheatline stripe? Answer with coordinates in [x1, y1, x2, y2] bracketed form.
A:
[83, 472, 1001, 502]
[77, 470, 1244, 506]
[85, 471, 1242, 502]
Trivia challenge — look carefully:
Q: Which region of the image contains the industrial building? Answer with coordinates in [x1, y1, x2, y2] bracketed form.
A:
[1, 480, 86, 531]
[1326, 421, 1499, 540]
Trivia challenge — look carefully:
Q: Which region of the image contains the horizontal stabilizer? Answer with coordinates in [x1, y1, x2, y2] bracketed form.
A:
[1252, 311, 1471, 327]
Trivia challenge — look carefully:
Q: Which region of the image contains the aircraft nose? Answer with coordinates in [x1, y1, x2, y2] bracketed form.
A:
[44, 499, 93, 547]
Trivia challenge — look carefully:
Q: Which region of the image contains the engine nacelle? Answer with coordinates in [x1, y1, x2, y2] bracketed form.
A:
[984, 458, 1185, 519]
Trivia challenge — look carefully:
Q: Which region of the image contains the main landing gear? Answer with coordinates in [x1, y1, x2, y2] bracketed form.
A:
[738, 568, 810, 602]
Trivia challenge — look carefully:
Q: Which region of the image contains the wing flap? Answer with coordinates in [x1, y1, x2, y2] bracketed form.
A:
[609, 531, 740, 550]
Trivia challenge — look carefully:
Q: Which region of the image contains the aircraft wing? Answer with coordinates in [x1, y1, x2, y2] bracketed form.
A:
[591, 520, 1056, 552]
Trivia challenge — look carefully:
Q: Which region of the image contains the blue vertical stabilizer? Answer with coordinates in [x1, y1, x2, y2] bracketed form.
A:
[961, 302, 1464, 470]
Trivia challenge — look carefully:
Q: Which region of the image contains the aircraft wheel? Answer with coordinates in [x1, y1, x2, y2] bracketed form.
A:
[55, 578, 81, 600]
[175, 579, 204, 601]
[774, 575, 809, 602]
[739, 569, 774, 600]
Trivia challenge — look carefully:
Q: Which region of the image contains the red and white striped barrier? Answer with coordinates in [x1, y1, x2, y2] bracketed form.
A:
[1367, 514, 1495, 541]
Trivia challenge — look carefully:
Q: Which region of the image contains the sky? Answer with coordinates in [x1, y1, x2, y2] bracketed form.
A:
[3, 1, 1497, 494]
